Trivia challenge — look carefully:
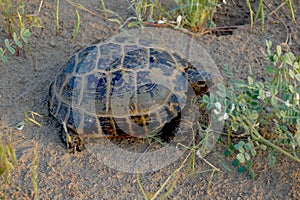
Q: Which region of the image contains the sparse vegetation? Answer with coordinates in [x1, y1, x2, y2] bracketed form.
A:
[125, 0, 220, 32]
[247, 0, 296, 32]
[0, 112, 42, 199]
[201, 41, 300, 177]
[0, 0, 42, 62]
[0, 126, 17, 199]
[0, 0, 299, 199]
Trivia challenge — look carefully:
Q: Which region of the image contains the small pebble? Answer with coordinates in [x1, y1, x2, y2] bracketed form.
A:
[49, 39, 56, 47]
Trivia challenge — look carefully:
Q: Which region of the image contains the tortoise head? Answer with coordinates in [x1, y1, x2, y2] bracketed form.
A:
[186, 68, 212, 96]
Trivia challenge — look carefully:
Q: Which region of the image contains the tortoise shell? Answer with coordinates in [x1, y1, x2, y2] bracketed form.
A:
[49, 33, 212, 151]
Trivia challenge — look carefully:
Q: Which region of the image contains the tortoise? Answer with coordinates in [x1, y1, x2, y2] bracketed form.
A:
[49, 32, 212, 152]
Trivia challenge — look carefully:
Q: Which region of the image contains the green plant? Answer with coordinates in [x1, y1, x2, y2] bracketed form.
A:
[126, 0, 220, 32]
[246, 0, 295, 32]
[0, 126, 17, 199]
[0, 28, 31, 62]
[0, 137, 17, 179]
[137, 143, 220, 199]
[0, 111, 42, 199]
[55, 0, 111, 37]
[201, 40, 300, 177]
[0, 0, 42, 62]
[174, 0, 219, 30]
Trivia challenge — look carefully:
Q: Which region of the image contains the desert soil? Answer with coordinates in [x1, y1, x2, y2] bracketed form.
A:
[0, 0, 299, 199]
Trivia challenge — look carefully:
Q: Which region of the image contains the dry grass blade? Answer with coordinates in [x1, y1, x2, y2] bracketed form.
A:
[24, 111, 43, 127]
[0, 124, 17, 199]
[65, 0, 101, 17]
[72, 9, 80, 40]
[55, 0, 60, 35]
[32, 142, 39, 200]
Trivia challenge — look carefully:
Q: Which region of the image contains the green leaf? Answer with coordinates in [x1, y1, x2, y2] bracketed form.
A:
[217, 84, 226, 92]
[234, 82, 248, 88]
[285, 52, 295, 65]
[268, 152, 277, 167]
[258, 89, 265, 100]
[270, 86, 278, 95]
[257, 82, 264, 89]
[279, 110, 286, 118]
[244, 152, 251, 161]
[276, 45, 282, 57]
[216, 84, 227, 97]
[216, 91, 226, 98]
[5, 39, 16, 54]
[249, 168, 255, 179]
[238, 147, 245, 154]
[231, 123, 239, 132]
[273, 55, 279, 63]
[8, 46, 15, 54]
[20, 28, 31, 43]
[271, 96, 277, 106]
[246, 160, 253, 168]
[202, 95, 210, 103]
[259, 144, 267, 151]
[21, 35, 28, 43]
[224, 149, 231, 157]
[251, 94, 259, 100]
[22, 28, 31, 37]
[295, 130, 300, 146]
[251, 111, 259, 119]
[234, 141, 245, 149]
[294, 61, 299, 69]
[4, 38, 10, 47]
[248, 76, 254, 85]
[250, 148, 257, 156]
[289, 69, 295, 78]
[13, 32, 23, 48]
[244, 143, 252, 150]
[237, 166, 246, 173]
[279, 124, 288, 131]
[295, 74, 300, 82]
[0, 47, 4, 54]
[232, 159, 239, 167]
[265, 65, 274, 74]
[229, 143, 235, 150]
[288, 85, 295, 93]
[236, 153, 245, 163]
[250, 101, 258, 107]
[209, 93, 215, 103]
[266, 40, 272, 51]
[206, 103, 213, 110]
[1, 55, 7, 62]
[245, 90, 252, 97]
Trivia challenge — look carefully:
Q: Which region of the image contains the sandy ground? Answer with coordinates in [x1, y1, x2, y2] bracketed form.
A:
[0, 0, 299, 199]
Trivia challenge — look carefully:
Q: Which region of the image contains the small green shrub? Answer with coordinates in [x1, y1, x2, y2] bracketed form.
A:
[201, 40, 300, 177]
[0, 129, 17, 198]
[0, 139, 17, 180]
[0, 111, 42, 199]
[127, 0, 220, 32]
[0, 0, 42, 62]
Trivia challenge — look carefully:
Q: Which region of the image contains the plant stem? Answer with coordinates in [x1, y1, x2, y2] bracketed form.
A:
[55, 0, 59, 35]
[243, 116, 300, 163]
